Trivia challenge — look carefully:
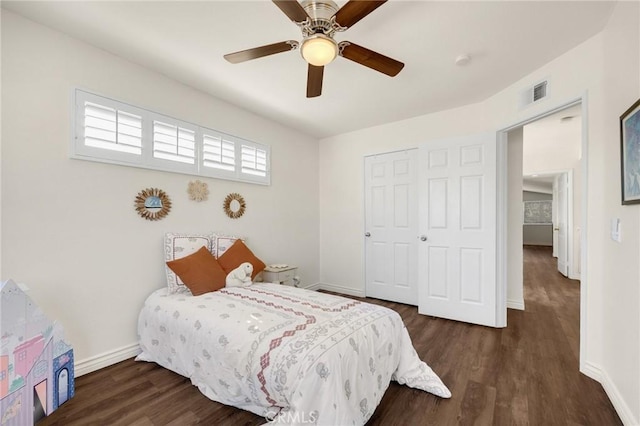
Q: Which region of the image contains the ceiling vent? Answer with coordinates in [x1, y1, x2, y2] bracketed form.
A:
[533, 81, 547, 102]
[519, 78, 550, 109]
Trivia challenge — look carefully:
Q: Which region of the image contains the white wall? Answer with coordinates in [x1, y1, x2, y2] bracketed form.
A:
[319, 2, 639, 423]
[1, 11, 320, 368]
[0, 7, 3, 282]
[599, 2, 640, 422]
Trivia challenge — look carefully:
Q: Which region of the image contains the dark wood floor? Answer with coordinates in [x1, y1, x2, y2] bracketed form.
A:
[40, 246, 620, 425]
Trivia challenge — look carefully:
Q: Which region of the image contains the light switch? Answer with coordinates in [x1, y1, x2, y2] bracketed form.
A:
[610, 218, 622, 243]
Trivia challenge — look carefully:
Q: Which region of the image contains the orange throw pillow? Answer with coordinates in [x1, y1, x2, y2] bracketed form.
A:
[217, 240, 266, 280]
[166, 246, 226, 296]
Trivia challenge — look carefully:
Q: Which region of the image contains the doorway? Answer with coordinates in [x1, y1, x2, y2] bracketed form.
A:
[522, 170, 574, 276]
[500, 98, 587, 371]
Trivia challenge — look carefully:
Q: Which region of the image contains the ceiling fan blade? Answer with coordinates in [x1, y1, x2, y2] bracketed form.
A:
[273, 0, 310, 23]
[307, 64, 324, 98]
[333, 0, 387, 29]
[224, 41, 299, 64]
[339, 42, 404, 76]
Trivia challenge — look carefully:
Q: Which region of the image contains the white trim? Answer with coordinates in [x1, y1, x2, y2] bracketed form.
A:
[500, 96, 583, 132]
[300, 282, 321, 291]
[496, 131, 508, 327]
[581, 360, 601, 382]
[75, 342, 141, 377]
[317, 282, 366, 298]
[578, 92, 589, 375]
[522, 182, 553, 194]
[507, 299, 525, 310]
[596, 365, 639, 426]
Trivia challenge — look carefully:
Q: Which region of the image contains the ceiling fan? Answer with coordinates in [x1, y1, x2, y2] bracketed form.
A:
[223, 0, 404, 98]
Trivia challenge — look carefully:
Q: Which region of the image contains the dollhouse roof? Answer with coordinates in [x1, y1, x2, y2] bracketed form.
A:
[1, 280, 53, 356]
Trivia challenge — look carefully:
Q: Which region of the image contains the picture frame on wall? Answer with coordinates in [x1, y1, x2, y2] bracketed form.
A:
[621, 98, 640, 205]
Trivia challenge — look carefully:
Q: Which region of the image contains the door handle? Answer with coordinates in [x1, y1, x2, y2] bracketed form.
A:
[554, 227, 559, 231]
[419, 235, 427, 241]
[365, 232, 371, 237]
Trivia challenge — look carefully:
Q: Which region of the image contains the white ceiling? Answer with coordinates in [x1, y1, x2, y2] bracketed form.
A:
[2, 1, 615, 138]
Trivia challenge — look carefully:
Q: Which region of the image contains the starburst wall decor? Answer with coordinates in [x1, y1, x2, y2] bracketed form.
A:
[134, 188, 171, 221]
[223, 192, 246, 219]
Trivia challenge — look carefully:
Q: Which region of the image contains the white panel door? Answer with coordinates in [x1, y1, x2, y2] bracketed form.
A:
[364, 150, 418, 305]
[418, 133, 500, 327]
[556, 173, 569, 276]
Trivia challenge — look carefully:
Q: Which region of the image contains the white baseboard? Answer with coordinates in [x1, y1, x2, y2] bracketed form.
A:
[75, 342, 141, 377]
[300, 282, 321, 291]
[581, 360, 602, 382]
[599, 366, 638, 425]
[581, 361, 638, 425]
[507, 298, 525, 310]
[314, 282, 365, 298]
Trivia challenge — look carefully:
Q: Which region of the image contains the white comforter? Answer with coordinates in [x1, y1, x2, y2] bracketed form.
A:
[137, 284, 450, 425]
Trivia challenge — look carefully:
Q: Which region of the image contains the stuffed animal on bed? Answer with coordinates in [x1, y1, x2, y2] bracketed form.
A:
[225, 262, 254, 288]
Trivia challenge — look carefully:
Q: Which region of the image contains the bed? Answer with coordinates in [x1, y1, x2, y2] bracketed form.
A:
[137, 283, 450, 425]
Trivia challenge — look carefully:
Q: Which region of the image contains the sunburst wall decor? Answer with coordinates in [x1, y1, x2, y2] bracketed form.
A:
[223, 193, 246, 219]
[134, 188, 171, 221]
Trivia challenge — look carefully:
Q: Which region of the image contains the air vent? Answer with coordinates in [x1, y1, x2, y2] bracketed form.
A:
[519, 78, 550, 110]
[533, 81, 547, 102]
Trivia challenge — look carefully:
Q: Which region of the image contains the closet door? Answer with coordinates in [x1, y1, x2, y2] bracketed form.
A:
[364, 150, 418, 305]
[418, 133, 500, 327]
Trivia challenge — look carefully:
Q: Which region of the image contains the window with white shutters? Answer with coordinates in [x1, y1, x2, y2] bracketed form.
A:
[241, 144, 268, 177]
[84, 102, 142, 155]
[153, 121, 196, 165]
[73, 89, 270, 185]
[203, 134, 235, 172]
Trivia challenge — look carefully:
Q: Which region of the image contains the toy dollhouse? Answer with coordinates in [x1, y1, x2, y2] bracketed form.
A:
[0, 279, 74, 425]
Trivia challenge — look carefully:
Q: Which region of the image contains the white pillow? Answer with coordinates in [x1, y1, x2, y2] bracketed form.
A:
[164, 233, 215, 294]
[211, 233, 244, 258]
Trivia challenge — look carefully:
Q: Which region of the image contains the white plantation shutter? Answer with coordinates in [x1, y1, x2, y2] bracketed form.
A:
[84, 102, 142, 155]
[153, 121, 195, 164]
[203, 134, 235, 171]
[73, 89, 270, 185]
[241, 144, 268, 177]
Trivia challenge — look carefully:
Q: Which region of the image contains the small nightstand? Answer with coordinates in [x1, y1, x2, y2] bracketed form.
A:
[262, 265, 298, 286]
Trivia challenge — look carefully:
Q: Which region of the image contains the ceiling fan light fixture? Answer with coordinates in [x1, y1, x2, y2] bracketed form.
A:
[301, 34, 338, 66]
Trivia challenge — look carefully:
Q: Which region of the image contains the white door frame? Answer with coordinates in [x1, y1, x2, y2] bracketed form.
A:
[497, 93, 590, 376]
